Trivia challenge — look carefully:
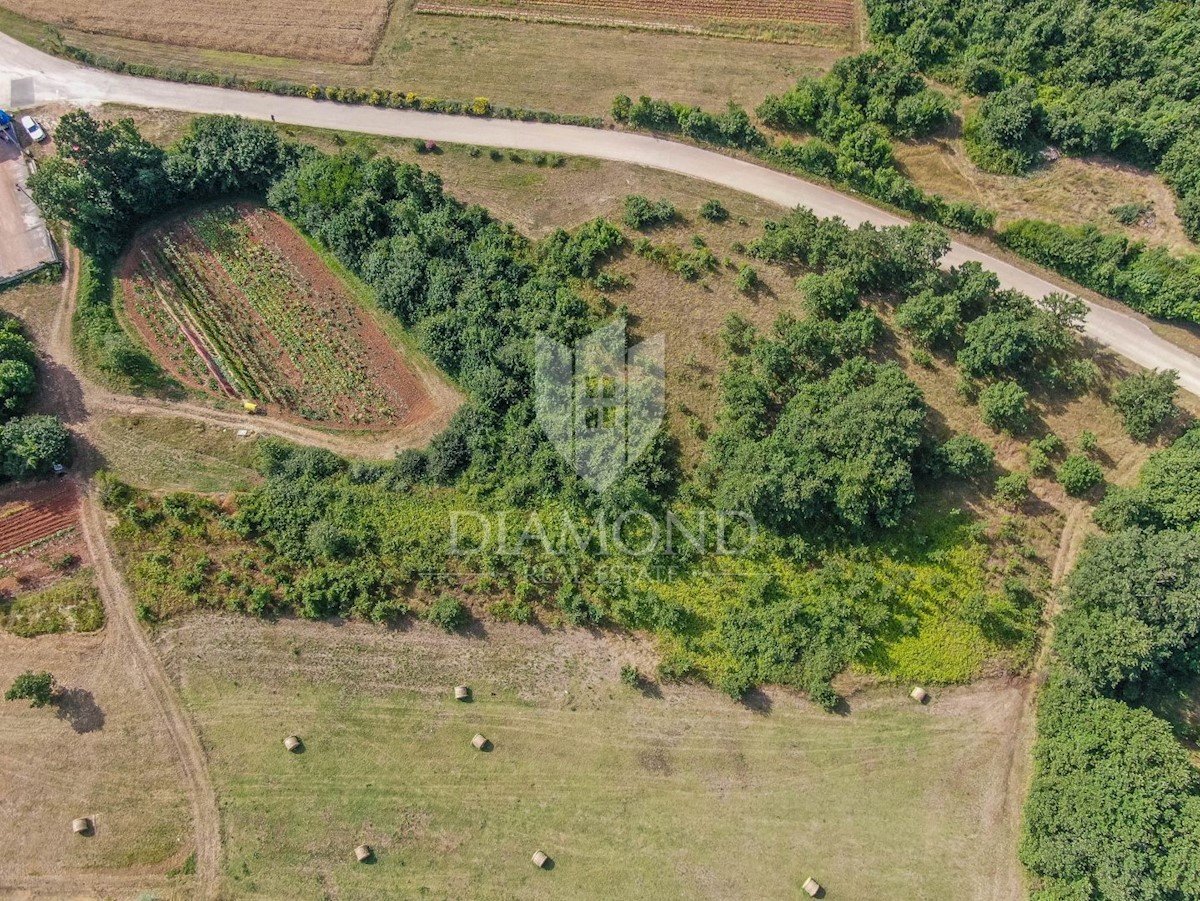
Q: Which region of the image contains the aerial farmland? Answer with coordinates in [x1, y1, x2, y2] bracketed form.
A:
[0, 0, 1198, 898]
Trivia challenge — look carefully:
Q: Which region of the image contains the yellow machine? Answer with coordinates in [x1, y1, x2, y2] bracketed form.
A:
[242, 401, 260, 414]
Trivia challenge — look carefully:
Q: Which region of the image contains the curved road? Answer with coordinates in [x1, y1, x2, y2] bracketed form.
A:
[2, 33, 1199, 394]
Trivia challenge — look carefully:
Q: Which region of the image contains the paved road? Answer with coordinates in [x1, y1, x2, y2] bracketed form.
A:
[3, 32, 1200, 392]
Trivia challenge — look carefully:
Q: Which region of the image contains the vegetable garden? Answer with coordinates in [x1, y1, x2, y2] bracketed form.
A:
[118, 204, 434, 427]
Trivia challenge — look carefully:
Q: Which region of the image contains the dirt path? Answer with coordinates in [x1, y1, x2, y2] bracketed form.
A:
[10, 246, 225, 898]
[77, 493, 221, 899]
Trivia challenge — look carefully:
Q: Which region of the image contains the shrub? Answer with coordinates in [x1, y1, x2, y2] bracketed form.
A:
[424, 594, 468, 632]
[994, 471, 1030, 507]
[699, 199, 729, 222]
[734, 265, 759, 295]
[978, 381, 1031, 434]
[1079, 430, 1099, 453]
[623, 195, 678, 230]
[1057, 453, 1104, 497]
[1110, 201, 1151, 226]
[938, 434, 994, 478]
[1, 416, 71, 480]
[620, 664, 641, 687]
[5, 670, 55, 707]
[1113, 369, 1179, 441]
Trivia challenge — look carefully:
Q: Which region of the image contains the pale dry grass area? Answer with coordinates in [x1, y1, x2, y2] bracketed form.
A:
[156, 612, 1030, 900]
[0, 0, 391, 64]
[415, 0, 857, 46]
[896, 136, 1199, 257]
[0, 627, 193, 896]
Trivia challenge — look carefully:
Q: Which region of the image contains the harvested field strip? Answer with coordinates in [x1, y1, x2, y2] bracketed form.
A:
[119, 204, 437, 428]
[0, 481, 80, 557]
[0, 0, 391, 64]
[416, 0, 856, 36]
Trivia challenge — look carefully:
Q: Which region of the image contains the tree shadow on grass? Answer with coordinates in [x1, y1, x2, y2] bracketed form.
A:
[55, 687, 105, 734]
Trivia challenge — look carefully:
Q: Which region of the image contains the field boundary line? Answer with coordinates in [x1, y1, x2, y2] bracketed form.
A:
[412, 2, 852, 45]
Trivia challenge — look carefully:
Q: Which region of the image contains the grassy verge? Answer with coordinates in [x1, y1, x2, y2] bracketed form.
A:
[93, 415, 261, 493]
[1, 570, 103, 636]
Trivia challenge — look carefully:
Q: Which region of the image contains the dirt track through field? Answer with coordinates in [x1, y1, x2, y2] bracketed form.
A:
[78, 491, 221, 899]
[3, 247, 227, 898]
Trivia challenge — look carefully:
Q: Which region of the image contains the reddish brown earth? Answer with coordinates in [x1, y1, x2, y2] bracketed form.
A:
[0, 478, 80, 557]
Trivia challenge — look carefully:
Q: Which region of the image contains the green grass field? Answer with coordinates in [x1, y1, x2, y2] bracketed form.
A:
[94, 416, 262, 493]
[163, 614, 1028, 899]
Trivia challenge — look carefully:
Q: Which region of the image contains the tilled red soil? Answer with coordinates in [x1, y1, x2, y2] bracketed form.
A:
[0, 479, 80, 558]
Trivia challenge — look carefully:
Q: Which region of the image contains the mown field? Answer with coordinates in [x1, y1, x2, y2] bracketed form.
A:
[415, 0, 857, 45]
[0, 0, 390, 63]
[159, 613, 1029, 900]
[119, 204, 435, 427]
[0, 624, 193, 895]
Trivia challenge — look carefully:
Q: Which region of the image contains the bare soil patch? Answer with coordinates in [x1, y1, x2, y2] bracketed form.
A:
[0, 477, 81, 561]
[118, 204, 437, 430]
[0, 0, 390, 64]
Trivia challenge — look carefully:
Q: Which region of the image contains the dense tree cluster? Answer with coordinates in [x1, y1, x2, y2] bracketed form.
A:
[866, 0, 1200, 242]
[757, 51, 952, 141]
[0, 316, 37, 419]
[1021, 425, 1200, 899]
[1021, 674, 1200, 900]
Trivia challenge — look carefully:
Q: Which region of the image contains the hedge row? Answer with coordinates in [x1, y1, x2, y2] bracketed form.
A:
[999, 219, 1200, 323]
[612, 94, 994, 235]
[60, 45, 605, 129]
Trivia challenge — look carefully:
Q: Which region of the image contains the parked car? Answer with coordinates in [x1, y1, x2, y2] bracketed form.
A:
[20, 115, 46, 143]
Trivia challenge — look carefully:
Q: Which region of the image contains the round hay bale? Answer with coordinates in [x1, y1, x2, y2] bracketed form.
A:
[71, 817, 91, 835]
[283, 735, 302, 752]
[532, 850, 549, 869]
[910, 686, 929, 704]
[355, 844, 372, 863]
[472, 733, 489, 751]
[803, 876, 821, 897]
[454, 685, 470, 701]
